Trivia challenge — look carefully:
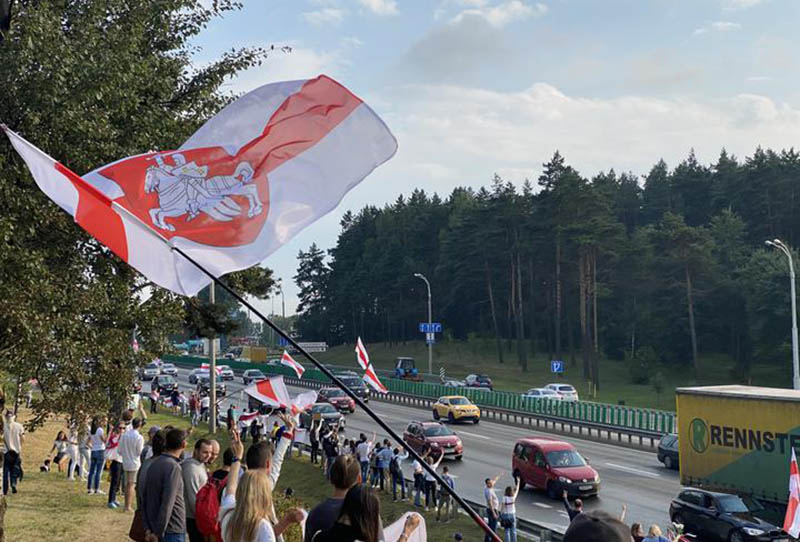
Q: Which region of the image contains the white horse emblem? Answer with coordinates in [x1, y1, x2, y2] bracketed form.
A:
[144, 153, 264, 231]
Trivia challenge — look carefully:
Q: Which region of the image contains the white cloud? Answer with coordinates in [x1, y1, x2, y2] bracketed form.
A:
[301, 7, 346, 25]
[341, 36, 364, 48]
[693, 21, 741, 35]
[746, 75, 772, 82]
[452, 0, 547, 28]
[356, 0, 399, 16]
[723, 0, 767, 9]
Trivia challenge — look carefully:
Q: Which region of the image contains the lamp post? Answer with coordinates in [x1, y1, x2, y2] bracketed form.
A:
[766, 239, 800, 390]
[413, 273, 433, 375]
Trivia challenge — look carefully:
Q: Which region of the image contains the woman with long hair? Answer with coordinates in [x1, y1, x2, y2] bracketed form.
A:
[105, 421, 124, 508]
[87, 416, 106, 494]
[49, 431, 70, 473]
[311, 485, 421, 542]
[500, 477, 521, 542]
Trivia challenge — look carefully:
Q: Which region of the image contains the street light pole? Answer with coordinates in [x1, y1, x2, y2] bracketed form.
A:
[414, 273, 433, 375]
[766, 239, 800, 390]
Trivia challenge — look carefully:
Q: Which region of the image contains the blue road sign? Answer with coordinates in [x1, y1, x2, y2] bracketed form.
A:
[551, 360, 564, 374]
[419, 323, 443, 333]
[278, 336, 289, 347]
[426, 332, 436, 345]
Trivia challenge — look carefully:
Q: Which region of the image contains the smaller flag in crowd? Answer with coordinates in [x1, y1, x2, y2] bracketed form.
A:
[784, 448, 800, 537]
[281, 350, 305, 379]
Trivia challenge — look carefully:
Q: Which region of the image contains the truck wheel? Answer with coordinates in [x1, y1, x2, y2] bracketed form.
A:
[546, 481, 559, 500]
[664, 456, 673, 469]
[728, 530, 744, 542]
[433, 409, 440, 420]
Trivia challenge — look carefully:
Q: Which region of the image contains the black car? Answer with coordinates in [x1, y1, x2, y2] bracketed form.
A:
[658, 434, 679, 470]
[336, 375, 369, 403]
[151, 375, 177, 394]
[670, 488, 786, 542]
[197, 374, 227, 397]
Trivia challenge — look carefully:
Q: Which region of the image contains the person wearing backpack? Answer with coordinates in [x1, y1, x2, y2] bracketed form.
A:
[389, 447, 408, 502]
[195, 448, 234, 541]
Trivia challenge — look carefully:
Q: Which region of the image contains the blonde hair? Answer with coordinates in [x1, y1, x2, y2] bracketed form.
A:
[648, 524, 662, 536]
[225, 470, 277, 541]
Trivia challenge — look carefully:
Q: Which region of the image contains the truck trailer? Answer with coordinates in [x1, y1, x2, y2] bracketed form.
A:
[676, 385, 800, 523]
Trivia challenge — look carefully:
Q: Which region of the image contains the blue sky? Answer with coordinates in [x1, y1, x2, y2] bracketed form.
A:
[194, 0, 800, 317]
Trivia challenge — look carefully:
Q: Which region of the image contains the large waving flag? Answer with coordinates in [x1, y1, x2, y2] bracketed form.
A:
[785, 448, 800, 537]
[2, 75, 396, 296]
[281, 350, 305, 379]
[363, 364, 388, 394]
[355, 336, 370, 370]
[244, 375, 291, 408]
[290, 390, 318, 416]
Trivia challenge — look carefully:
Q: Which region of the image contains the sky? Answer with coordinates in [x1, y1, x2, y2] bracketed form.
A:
[192, 0, 800, 318]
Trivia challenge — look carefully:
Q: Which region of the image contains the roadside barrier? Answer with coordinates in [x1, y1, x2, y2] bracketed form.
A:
[166, 355, 672, 449]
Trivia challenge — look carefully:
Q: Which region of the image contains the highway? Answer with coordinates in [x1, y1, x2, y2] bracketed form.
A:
[159, 366, 681, 533]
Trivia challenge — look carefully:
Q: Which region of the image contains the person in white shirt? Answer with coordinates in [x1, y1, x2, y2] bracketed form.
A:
[119, 417, 144, 512]
[3, 410, 25, 495]
[356, 432, 375, 484]
[200, 394, 210, 421]
[500, 477, 521, 542]
[87, 416, 107, 495]
[483, 474, 502, 542]
[78, 423, 91, 482]
[220, 416, 304, 542]
[66, 425, 80, 480]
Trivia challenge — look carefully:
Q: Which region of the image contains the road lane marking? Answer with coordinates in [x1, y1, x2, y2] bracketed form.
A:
[457, 430, 491, 440]
[604, 462, 661, 478]
[533, 502, 552, 508]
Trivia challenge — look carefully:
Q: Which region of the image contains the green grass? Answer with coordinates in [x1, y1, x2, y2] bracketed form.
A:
[311, 340, 791, 411]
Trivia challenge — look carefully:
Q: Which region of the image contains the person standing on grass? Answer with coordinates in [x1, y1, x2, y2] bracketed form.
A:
[3, 410, 24, 495]
[309, 418, 321, 465]
[106, 421, 125, 508]
[423, 454, 444, 511]
[78, 422, 91, 481]
[411, 451, 428, 508]
[87, 416, 107, 495]
[182, 438, 212, 542]
[390, 447, 408, 502]
[119, 417, 144, 512]
[143, 428, 187, 542]
[483, 474, 502, 542]
[322, 428, 340, 480]
[199, 394, 210, 421]
[437, 465, 456, 522]
[49, 430, 70, 472]
[356, 433, 374, 484]
[500, 477, 521, 542]
[376, 440, 393, 492]
[66, 423, 80, 480]
[136, 430, 164, 512]
[150, 387, 160, 414]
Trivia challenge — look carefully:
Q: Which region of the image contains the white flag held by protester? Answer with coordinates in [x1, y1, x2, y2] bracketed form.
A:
[290, 390, 318, 416]
[784, 448, 800, 537]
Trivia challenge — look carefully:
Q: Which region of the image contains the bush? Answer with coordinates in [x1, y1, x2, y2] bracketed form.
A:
[625, 346, 658, 385]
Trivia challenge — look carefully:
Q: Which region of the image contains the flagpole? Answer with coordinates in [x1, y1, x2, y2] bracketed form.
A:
[210, 282, 218, 434]
[170, 246, 502, 542]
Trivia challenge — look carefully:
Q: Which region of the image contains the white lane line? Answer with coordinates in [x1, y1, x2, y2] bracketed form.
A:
[456, 430, 491, 440]
[533, 502, 552, 509]
[604, 462, 661, 478]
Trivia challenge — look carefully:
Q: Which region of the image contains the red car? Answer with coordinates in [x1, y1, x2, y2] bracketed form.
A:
[403, 421, 463, 460]
[318, 387, 356, 413]
[512, 437, 599, 499]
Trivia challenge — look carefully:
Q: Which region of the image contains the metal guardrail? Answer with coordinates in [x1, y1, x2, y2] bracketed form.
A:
[166, 355, 669, 449]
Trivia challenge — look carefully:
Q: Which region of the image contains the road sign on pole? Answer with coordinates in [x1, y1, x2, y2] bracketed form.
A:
[419, 323, 443, 333]
[551, 360, 564, 374]
[278, 336, 289, 347]
[426, 332, 435, 345]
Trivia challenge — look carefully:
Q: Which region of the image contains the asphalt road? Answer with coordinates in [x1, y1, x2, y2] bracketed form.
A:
[157, 367, 681, 533]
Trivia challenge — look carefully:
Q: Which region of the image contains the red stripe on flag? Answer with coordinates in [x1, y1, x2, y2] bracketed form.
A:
[56, 163, 129, 262]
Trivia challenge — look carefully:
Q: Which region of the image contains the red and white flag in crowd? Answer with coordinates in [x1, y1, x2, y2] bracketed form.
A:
[355, 336, 370, 370]
[237, 411, 260, 426]
[785, 448, 800, 537]
[281, 350, 305, 379]
[199, 362, 222, 375]
[2, 75, 396, 296]
[290, 390, 318, 416]
[132, 337, 139, 353]
[244, 375, 291, 408]
[363, 364, 388, 394]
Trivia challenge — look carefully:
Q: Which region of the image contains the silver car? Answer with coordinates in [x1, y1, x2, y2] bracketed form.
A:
[140, 362, 160, 381]
[188, 368, 208, 384]
[160, 363, 178, 376]
[218, 365, 235, 381]
[544, 383, 579, 401]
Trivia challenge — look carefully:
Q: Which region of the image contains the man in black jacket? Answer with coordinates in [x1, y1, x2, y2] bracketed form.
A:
[143, 428, 186, 542]
[562, 490, 584, 521]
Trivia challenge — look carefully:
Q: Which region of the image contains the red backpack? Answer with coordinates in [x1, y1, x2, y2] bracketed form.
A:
[195, 475, 227, 540]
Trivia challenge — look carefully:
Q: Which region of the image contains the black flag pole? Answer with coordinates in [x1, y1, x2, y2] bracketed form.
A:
[171, 246, 503, 542]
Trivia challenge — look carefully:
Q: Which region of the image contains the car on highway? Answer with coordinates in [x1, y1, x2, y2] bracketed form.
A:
[160, 363, 178, 376]
[188, 368, 208, 384]
[217, 365, 235, 381]
[512, 437, 599, 499]
[196, 374, 227, 396]
[522, 388, 563, 401]
[442, 379, 466, 388]
[403, 421, 463, 460]
[669, 488, 784, 541]
[318, 387, 356, 413]
[658, 434, 680, 470]
[139, 362, 160, 381]
[432, 396, 481, 424]
[299, 402, 346, 429]
[151, 375, 178, 394]
[337, 375, 370, 403]
[242, 369, 267, 385]
[465, 374, 493, 390]
[544, 383, 579, 401]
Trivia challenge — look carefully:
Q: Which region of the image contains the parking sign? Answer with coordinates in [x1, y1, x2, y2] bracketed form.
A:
[551, 360, 564, 374]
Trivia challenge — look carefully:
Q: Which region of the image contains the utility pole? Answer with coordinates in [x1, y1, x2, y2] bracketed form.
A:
[766, 239, 800, 390]
[209, 282, 217, 433]
[414, 273, 433, 375]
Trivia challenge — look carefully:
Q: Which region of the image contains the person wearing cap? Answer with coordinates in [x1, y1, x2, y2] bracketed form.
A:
[563, 510, 633, 542]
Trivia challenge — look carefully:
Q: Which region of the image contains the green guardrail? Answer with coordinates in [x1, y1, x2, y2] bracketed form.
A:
[164, 354, 676, 434]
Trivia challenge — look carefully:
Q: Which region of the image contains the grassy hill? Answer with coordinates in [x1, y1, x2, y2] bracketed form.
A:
[311, 339, 790, 411]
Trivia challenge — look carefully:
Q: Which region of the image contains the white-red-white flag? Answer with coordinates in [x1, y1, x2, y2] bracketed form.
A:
[199, 362, 222, 375]
[363, 364, 388, 394]
[281, 350, 305, 379]
[2, 75, 396, 297]
[290, 390, 318, 416]
[244, 376, 291, 408]
[237, 411, 260, 426]
[785, 448, 800, 537]
[355, 337, 370, 370]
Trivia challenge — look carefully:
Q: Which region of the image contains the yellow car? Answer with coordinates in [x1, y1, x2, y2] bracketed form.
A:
[432, 396, 481, 424]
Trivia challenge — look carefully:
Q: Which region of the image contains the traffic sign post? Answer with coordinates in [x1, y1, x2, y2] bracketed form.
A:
[419, 322, 443, 333]
[550, 360, 564, 374]
[278, 336, 289, 347]
[426, 332, 435, 345]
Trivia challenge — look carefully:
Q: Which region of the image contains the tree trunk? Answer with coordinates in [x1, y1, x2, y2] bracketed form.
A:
[566, 288, 576, 368]
[591, 250, 600, 393]
[555, 236, 562, 360]
[515, 251, 528, 371]
[579, 253, 591, 380]
[528, 262, 538, 358]
[485, 258, 504, 364]
[685, 263, 699, 379]
[545, 282, 554, 362]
